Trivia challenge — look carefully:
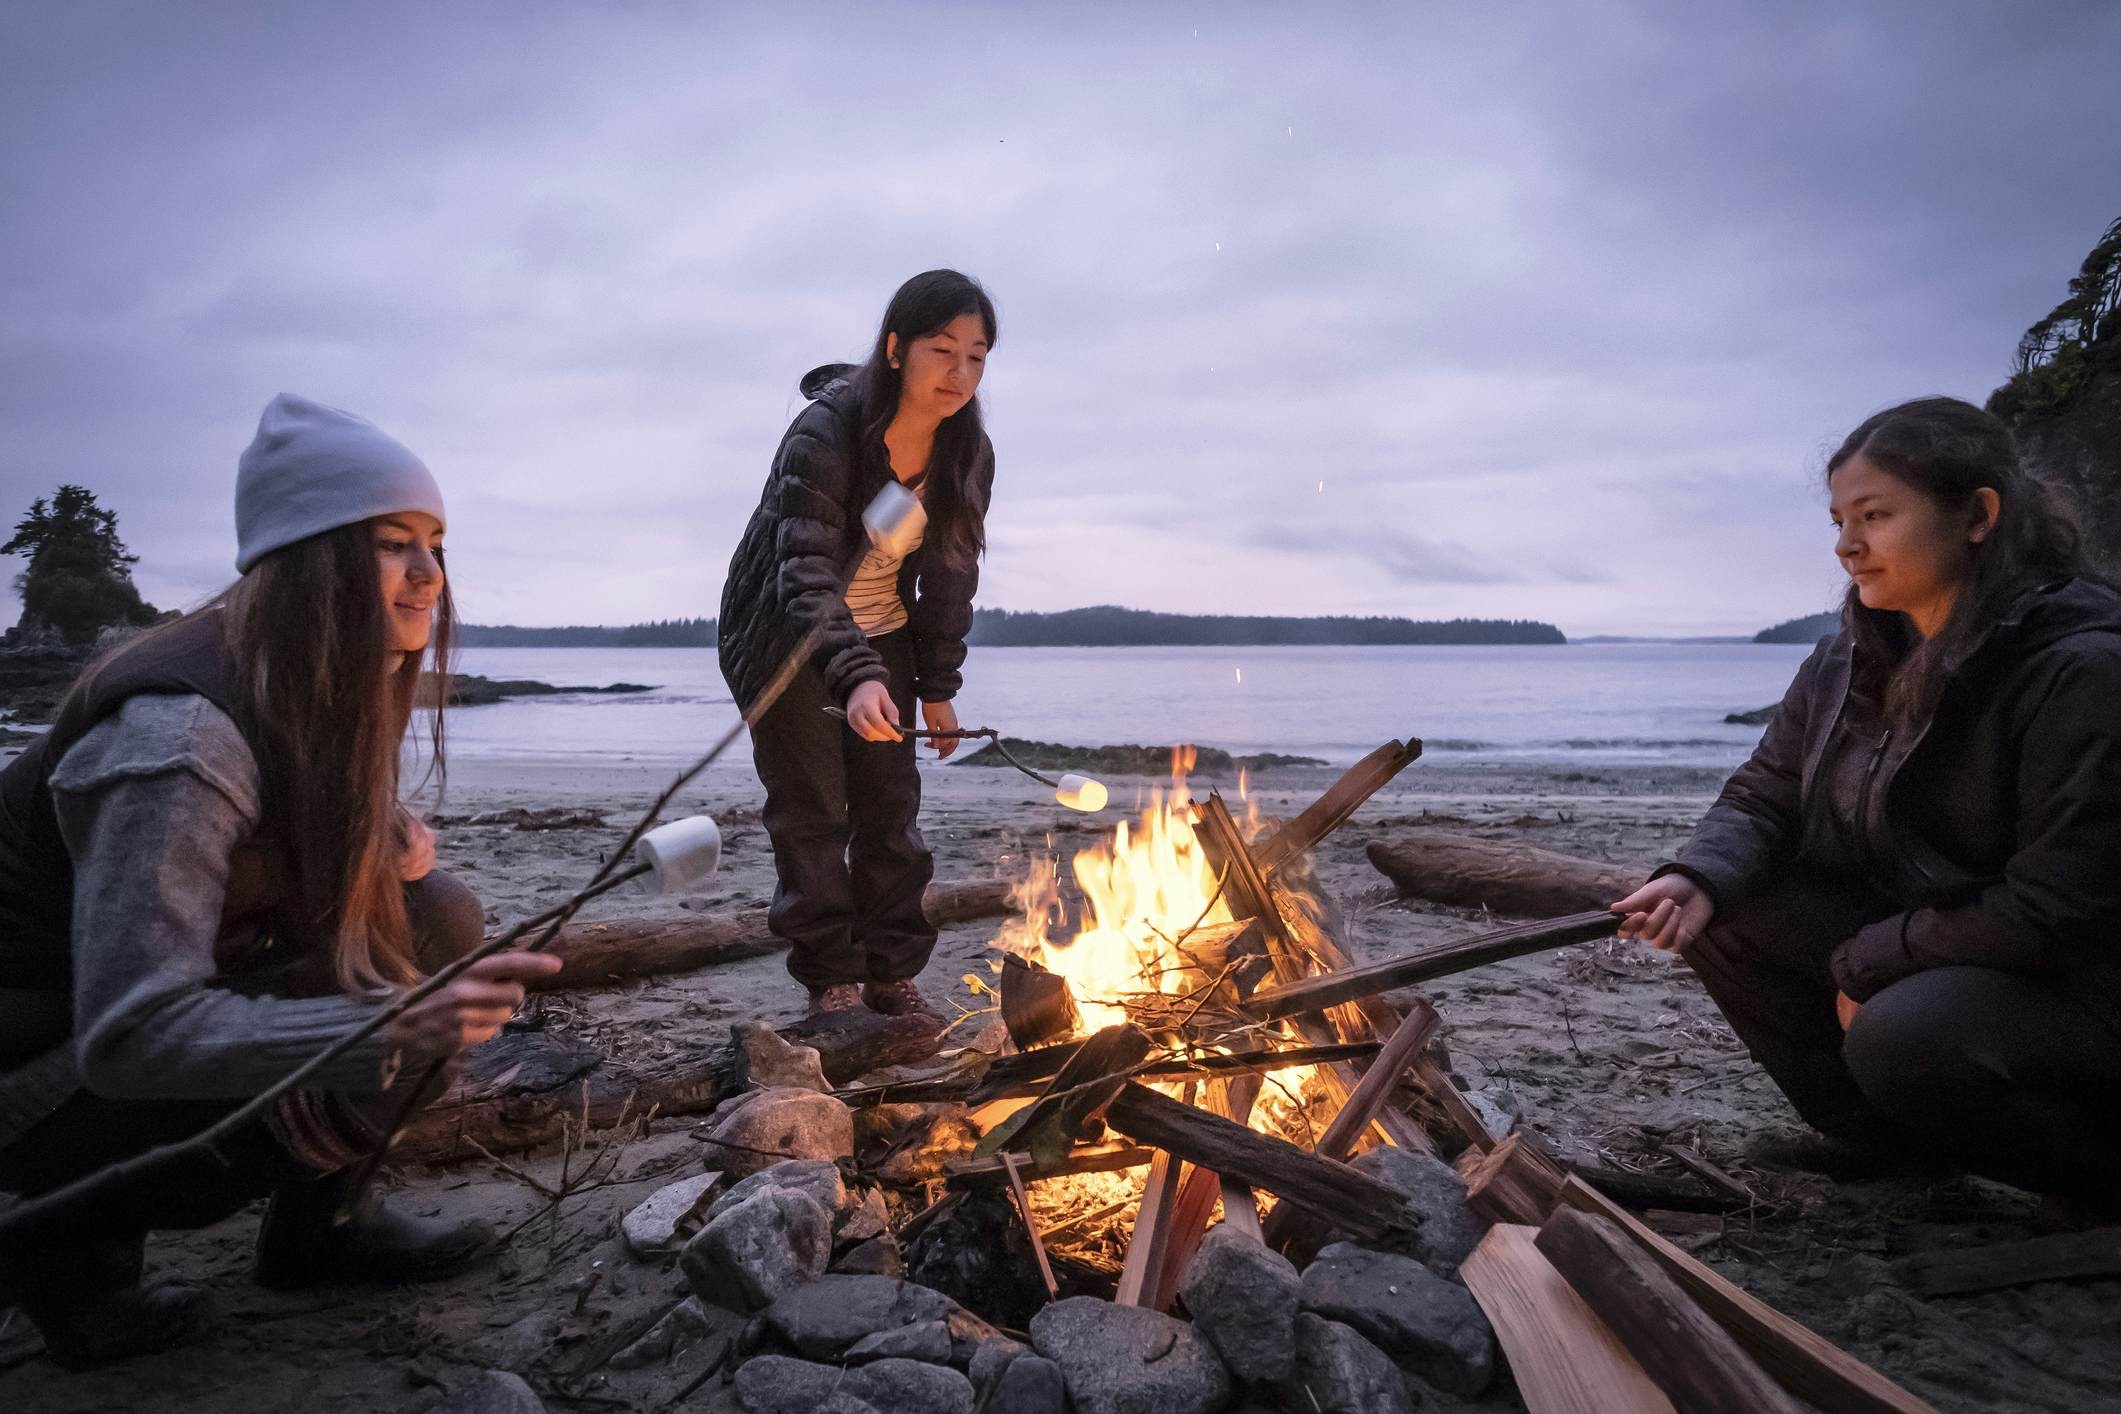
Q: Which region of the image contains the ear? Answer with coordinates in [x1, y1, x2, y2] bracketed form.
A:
[886, 333, 900, 369]
[1969, 487, 2001, 543]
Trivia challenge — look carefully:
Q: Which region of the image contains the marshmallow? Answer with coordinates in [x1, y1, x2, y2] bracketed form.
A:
[636, 815, 722, 895]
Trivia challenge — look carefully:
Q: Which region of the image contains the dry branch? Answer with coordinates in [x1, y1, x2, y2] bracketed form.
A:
[1366, 831, 1639, 916]
[1252, 736, 1423, 873]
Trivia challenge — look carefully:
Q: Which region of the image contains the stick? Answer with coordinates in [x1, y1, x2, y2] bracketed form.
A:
[1241, 911, 1623, 1022]
[1536, 1207, 1810, 1414]
[1252, 737, 1423, 872]
[1895, 1227, 2121, 1297]
[998, 1152, 1060, 1301]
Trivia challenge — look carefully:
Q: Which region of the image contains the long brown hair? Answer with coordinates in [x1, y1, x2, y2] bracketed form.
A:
[1830, 397, 2087, 727]
[220, 520, 456, 989]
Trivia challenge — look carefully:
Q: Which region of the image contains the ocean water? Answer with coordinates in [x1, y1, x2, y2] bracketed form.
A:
[441, 643, 1814, 770]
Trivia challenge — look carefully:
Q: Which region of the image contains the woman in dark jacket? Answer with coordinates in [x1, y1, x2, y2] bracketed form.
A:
[1615, 397, 2121, 1207]
[719, 270, 997, 1018]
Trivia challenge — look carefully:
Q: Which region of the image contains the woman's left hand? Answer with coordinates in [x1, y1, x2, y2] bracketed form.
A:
[399, 812, 437, 882]
[1835, 991, 1860, 1031]
[922, 700, 961, 759]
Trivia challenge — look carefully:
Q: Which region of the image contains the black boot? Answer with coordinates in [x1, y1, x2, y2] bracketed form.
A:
[254, 1170, 493, 1291]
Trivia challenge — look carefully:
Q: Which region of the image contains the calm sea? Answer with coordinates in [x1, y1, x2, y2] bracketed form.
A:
[443, 643, 1813, 770]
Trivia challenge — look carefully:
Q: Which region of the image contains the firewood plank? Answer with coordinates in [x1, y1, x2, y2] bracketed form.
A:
[1536, 1207, 1810, 1414]
[1460, 1224, 1678, 1414]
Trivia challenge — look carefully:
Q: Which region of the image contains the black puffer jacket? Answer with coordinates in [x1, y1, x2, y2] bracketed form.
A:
[718, 365, 993, 713]
[1668, 577, 2121, 1006]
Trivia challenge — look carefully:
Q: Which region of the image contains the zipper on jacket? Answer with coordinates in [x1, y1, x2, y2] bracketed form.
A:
[1855, 728, 1891, 874]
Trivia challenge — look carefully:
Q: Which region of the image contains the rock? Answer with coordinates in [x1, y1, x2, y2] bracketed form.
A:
[1030, 1296, 1233, 1414]
[846, 1319, 954, 1365]
[967, 1333, 1032, 1391]
[1276, 1315, 1417, 1414]
[1464, 1088, 1519, 1142]
[432, 1370, 547, 1414]
[734, 1022, 830, 1093]
[993, 1353, 1066, 1414]
[833, 1234, 906, 1277]
[849, 1357, 976, 1414]
[704, 1158, 850, 1231]
[1178, 1224, 1300, 1385]
[1301, 1244, 1493, 1396]
[682, 1186, 833, 1311]
[839, 1185, 892, 1242]
[734, 1355, 970, 1414]
[763, 1274, 959, 1361]
[945, 1310, 1014, 1367]
[704, 1087, 854, 1180]
[621, 1171, 724, 1259]
[1346, 1147, 1484, 1277]
[608, 1296, 719, 1371]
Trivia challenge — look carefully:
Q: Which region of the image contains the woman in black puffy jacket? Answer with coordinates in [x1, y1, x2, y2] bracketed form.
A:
[1614, 397, 2121, 1209]
[718, 270, 997, 1019]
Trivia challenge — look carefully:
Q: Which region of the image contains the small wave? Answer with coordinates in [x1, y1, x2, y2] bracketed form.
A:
[1420, 739, 1494, 752]
[1553, 737, 1743, 750]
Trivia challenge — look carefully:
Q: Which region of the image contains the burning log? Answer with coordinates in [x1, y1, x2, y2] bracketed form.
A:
[999, 953, 1081, 1049]
[976, 1024, 1157, 1170]
[1367, 831, 1638, 917]
[945, 1141, 1157, 1183]
[537, 878, 1014, 990]
[1536, 1208, 1810, 1414]
[1241, 911, 1623, 1023]
[1101, 1082, 1409, 1238]
[1252, 736, 1424, 873]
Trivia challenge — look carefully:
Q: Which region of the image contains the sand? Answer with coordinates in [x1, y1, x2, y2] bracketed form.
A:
[2, 750, 2116, 1412]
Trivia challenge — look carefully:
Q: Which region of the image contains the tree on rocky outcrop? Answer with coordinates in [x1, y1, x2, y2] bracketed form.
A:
[4, 484, 161, 648]
[1989, 216, 2121, 570]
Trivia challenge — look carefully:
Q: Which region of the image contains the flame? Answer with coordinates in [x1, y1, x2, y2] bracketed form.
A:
[995, 748, 1227, 1030]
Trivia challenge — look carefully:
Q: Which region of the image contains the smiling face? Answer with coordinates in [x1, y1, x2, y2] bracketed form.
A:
[373, 510, 446, 657]
[888, 311, 989, 424]
[1828, 452, 1997, 638]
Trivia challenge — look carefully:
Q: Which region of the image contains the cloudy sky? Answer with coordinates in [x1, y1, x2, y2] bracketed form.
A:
[3, 1, 2116, 637]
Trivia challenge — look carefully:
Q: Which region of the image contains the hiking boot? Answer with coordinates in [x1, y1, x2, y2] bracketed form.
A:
[1742, 1128, 1952, 1183]
[23, 1277, 215, 1371]
[805, 983, 864, 1017]
[862, 978, 941, 1019]
[254, 1171, 493, 1291]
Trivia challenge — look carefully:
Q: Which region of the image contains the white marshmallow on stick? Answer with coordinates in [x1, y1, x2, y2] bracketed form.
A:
[1054, 774, 1109, 813]
[863, 481, 926, 558]
[635, 815, 722, 895]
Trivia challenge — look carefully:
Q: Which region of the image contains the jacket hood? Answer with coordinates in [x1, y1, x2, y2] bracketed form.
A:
[799, 362, 858, 403]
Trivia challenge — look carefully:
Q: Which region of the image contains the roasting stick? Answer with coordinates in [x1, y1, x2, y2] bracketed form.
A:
[822, 706, 1109, 811]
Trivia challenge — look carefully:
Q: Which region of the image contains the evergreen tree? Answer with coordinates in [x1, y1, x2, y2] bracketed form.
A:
[4, 485, 160, 647]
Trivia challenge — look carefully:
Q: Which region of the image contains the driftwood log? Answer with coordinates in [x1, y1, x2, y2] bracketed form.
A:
[1536, 1207, 1809, 1414]
[1461, 1224, 1679, 1414]
[534, 879, 1014, 991]
[1895, 1227, 2121, 1297]
[1367, 830, 1640, 917]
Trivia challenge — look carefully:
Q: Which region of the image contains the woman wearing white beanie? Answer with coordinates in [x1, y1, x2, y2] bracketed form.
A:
[0, 394, 559, 1368]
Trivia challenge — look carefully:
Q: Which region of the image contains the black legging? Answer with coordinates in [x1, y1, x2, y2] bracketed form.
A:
[748, 629, 936, 989]
[1685, 873, 2121, 1200]
[0, 870, 484, 1309]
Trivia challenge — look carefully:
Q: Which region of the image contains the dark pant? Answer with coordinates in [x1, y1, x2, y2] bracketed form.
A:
[0, 871, 484, 1307]
[750, 630, 936, 989]
[1687, 873, 2121, 1199]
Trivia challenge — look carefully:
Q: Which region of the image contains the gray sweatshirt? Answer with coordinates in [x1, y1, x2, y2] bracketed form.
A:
[0, 693, 396, 1151]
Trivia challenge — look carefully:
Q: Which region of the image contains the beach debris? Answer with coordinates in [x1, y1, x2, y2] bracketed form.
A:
[1365, 828, 1638, 917]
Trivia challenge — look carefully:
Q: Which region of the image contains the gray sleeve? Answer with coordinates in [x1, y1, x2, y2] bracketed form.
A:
[49, 694, 398, 1099]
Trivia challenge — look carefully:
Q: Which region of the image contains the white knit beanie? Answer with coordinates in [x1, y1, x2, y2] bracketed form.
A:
[234, 393, 446, 573]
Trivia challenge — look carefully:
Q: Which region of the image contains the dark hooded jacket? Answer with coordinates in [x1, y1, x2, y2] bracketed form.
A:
[718, 364, 993, 713]
[1666, 577, 2121, 1010]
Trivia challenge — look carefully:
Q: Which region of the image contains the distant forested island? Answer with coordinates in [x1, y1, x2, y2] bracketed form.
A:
[458, 618, 716, 647]
[1753, 611, 1840, 644]
[457, 607, 1565, 647]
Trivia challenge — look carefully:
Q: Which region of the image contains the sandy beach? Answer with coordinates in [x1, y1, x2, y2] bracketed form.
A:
[3, 750, 2117, 1413]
